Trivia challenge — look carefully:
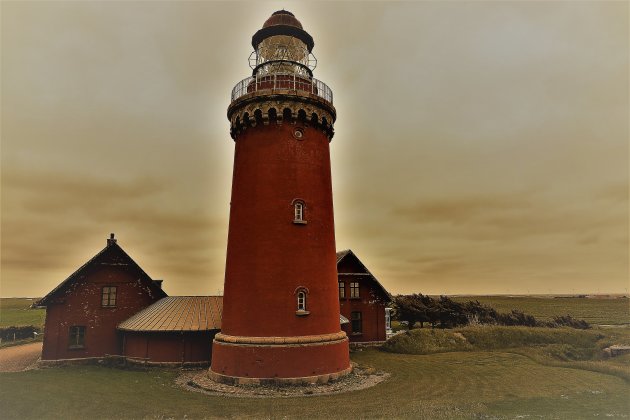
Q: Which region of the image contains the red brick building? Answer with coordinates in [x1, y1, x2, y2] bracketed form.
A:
[37, 235, 166, 361]
[118, 296, 222, 365]
[337, 250, 392, 343]
[37, 237, 391, 365]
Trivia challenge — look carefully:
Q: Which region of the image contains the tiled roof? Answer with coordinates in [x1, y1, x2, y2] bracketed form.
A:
[118, 296, 222, 332]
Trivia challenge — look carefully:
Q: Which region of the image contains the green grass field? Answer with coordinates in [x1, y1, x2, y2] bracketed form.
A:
[0, 299, 45, 328]
[1, 345, 628, 419]
[1, 296, 629, 418]
[452, 295, 629, 326]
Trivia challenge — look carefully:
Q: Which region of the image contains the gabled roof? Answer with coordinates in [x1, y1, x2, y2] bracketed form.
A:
[336, 249, 392, 301]
[336, 249, 351, 263]
[118, 296, 223, 332]
[36, 237, 167, 307]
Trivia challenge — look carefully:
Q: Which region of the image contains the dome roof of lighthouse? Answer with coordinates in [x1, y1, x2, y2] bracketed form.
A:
[252, 10, 314, 52]
[263, 10, 304, 29]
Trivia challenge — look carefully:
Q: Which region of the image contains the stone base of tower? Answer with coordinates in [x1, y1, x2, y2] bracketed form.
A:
[208, 332, 351, 385]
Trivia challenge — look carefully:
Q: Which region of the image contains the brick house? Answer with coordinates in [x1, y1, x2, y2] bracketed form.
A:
[37, 234, 166, 361]
[337, 250, 392, 343]
[37, 237, 392, 364]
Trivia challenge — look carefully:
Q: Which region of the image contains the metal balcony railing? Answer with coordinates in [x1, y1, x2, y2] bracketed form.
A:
[231, 73, 333, 104]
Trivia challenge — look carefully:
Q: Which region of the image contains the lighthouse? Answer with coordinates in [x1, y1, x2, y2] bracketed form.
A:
[209, 10, 351, 384]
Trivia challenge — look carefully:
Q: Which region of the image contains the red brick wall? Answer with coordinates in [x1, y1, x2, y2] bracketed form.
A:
[213, 118, 350, 379]
[41, 265, 161, 360]
[340, 299, 386, 343]
[123, 331, 215, 363]
[221, 122, 341, 337]
[337, 256, 388, 343]
[212, 339, 350, 378]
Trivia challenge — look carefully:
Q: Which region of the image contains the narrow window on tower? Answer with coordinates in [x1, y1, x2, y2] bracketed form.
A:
[295, 287, 310, 316]
[292, 199, 307, 224]
[297, 291, 306, 310]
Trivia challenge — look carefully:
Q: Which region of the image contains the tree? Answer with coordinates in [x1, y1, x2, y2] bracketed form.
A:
[393, 294, 433, 329]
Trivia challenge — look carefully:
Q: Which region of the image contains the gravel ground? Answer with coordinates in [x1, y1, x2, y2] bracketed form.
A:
[0, 342, 42, 372]
[176, 363, 389, 398]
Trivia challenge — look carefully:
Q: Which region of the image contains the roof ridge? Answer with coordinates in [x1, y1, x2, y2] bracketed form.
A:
[37, 240, 167, 307]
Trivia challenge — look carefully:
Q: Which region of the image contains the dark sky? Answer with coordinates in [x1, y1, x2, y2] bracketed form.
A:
[2, 1, 628, 297]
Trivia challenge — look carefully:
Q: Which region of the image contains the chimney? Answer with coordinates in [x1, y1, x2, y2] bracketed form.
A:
[107, 233, 117, 246]
[153, 280, 163, 289]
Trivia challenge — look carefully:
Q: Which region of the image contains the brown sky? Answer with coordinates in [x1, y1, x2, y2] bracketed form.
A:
[1, 1, 628, 297]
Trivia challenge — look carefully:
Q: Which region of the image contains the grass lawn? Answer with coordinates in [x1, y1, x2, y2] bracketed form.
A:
[1, 346, 628, 419]
[0, 299, 45, 328]
[1, 298, 628, 418]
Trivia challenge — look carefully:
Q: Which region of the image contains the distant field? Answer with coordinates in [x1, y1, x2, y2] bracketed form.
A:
[0, 299, 45, 328]
[452, 296, 629, 326]
[1, 296, 628, 329]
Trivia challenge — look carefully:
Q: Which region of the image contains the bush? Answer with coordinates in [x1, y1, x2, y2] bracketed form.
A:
[392, 294, 591, 330]
[382, 325, 603, 355]
[382, 328, 472, 354]
[0, 326, 40, 341]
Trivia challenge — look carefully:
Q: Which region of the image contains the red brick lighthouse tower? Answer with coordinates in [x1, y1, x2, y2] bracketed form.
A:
[210, 10, 351, 384]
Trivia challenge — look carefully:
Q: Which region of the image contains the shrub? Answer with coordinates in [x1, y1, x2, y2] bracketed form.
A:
[382, 325, 603, 355]
[392, 294, 591, 329]
[0, 325, 40, 341]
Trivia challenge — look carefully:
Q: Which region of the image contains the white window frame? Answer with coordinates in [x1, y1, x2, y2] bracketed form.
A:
[294, 202, 304, 221]
[297, 291, 306, 311]
[350, 282, 360, 298]
[101, 286, 117, 307]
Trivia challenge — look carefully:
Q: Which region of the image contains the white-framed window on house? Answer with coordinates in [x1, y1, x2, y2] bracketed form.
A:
[68, 326, 86, 348]
[338, 281, 345, 299]
[350, 282, 360, 298]
[101, 286, 117, 307]
[292, 199, 307, 224]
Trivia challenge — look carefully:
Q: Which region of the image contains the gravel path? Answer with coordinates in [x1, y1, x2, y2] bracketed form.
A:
[176, 363, 390, 398]
[0, 342, 42, 372]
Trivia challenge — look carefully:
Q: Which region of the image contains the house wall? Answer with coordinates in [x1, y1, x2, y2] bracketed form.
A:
[337, 256, 388, 343]
[340, 299, 386, 343]
[123, 331, 216, 363]
[41, 265, 161, 361]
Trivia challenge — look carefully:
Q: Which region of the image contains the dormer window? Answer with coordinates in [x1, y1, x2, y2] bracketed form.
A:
[292, 199, 307, 224]
[295, 287, 310, 316]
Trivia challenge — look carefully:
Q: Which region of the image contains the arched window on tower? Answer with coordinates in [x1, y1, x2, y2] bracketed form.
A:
[297, 291, 306, 310]
[292, 199, 307, 224]
[295, 287, 310, 316]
